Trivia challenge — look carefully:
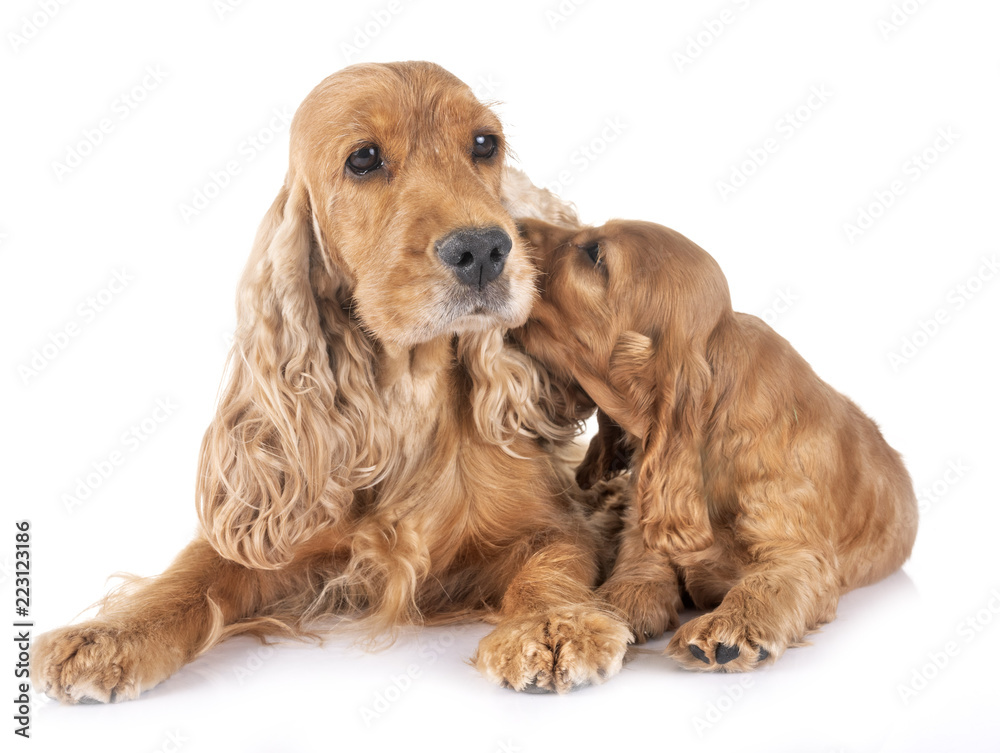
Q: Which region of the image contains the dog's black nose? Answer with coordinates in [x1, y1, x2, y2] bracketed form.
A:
[436, 226, 512, 288]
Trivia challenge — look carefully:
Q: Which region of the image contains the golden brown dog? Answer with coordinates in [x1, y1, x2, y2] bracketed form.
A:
[34, 62, 632, 703]
[514, 217, 918, 671]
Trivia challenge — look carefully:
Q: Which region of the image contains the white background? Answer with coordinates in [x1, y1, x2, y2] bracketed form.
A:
[3, 0, 999, 751]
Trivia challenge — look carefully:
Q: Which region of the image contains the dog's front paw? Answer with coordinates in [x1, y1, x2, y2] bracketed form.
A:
[666, 610, 776, 672]
[34, 622, 178, 704]
[474, 607, 631, 693]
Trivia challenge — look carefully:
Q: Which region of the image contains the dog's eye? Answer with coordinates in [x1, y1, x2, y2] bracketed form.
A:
[580, 242, 602, 266]
[347, 145, 383, 175]
[472, 134, 498, 159]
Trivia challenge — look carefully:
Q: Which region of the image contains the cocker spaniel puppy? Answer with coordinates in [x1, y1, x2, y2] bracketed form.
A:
[34, 62, 632, 703]
[514, 217, 919, 671]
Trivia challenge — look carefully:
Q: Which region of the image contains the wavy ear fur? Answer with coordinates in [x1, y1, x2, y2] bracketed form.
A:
[457, 329, 590, 452]
[608, 329, 715, 556]
[501, 166, 580, 228]
[196, 176, 387, 570]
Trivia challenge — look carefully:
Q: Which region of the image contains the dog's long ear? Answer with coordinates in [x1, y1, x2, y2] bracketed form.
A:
[197, 177, 385, 569]
[501, 166, 580, 229]
[608, 330, 715, 556]
[458, 330, 589, 450]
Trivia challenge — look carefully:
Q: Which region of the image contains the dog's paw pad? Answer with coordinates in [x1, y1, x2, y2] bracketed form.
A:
[520, 680, 552, 695]
[715, 643, 740, 664]
[689, 644, 710, 664]
[668, 611, 783, 672]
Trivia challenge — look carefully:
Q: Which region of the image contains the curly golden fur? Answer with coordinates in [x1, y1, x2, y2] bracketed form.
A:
[34, 62, 633, 704]
[514, 217, 919, 671]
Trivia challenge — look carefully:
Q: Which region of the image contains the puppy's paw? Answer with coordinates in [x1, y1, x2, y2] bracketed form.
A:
[474, 607, 631, 693]
[666, 610, 776, 672]
[35, 622, 178, 704]
[597, 578, 678, 643]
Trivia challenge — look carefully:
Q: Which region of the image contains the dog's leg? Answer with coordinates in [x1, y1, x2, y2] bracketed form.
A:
[666, 542, 840, 672]
[34, 538, 319, 703]
[597, 504, 681, 643]
[473, 538, 632, 694]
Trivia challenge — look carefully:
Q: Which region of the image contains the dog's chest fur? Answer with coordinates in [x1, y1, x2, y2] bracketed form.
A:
[370, 338, 560, 561]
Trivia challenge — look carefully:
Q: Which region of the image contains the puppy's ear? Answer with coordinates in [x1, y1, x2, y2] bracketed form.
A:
[196, 176, 385, 569]
[618, 331, 715, 556]
[607, 331, 657, 429]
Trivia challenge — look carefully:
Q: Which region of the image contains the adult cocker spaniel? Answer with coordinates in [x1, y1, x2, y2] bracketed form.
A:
[515, 217, 918, 671]
[35, 62, 632, 703]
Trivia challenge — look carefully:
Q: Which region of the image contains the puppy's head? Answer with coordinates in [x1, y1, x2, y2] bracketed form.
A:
[287, 61, 534, 347]
[514, 217, 731, 433]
